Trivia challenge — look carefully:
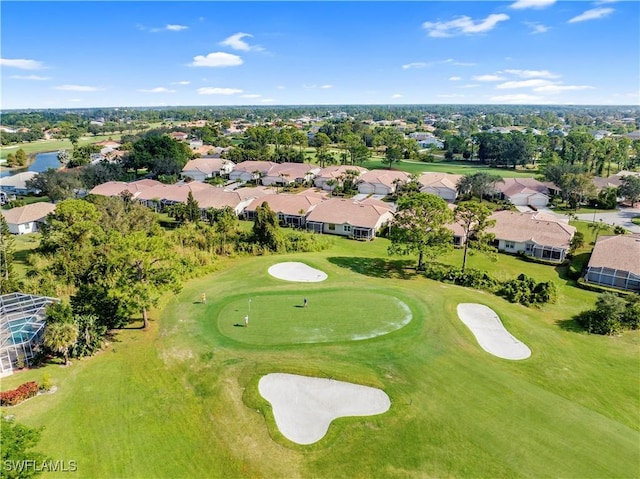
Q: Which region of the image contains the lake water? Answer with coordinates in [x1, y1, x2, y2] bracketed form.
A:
[0, 151, 60, 178]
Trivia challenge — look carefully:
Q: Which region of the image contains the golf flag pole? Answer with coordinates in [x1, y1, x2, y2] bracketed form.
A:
[248, 298, 251, 314]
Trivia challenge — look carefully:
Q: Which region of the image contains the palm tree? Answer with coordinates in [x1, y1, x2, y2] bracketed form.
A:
[44, 322, 79, 365]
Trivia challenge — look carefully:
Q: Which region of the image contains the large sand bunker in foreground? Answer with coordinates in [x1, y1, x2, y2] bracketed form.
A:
[456, 303, 531, 360]
[259, 373, 391, 445]
[268, 262, 328, 282]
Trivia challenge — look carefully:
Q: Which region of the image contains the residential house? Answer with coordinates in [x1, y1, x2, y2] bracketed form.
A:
[89, 179, 163, 199]
[305, 198, 393, 240]
[313, 165, 369, 191]
[418, 173, 462, 202]
[229, 161, 278, 184]
[1, 202, 56, 234]
[171, 131, 188, 141]
[260, 163, 320, 187]
[495, 178, 550, 208]
[244, 193, 324, 227]
[486, 210, 576, 262]
[0, 172, 39, 196]
[182, 157, 235, 182]
[583, 234, 640, 292]
[195, 187, 269, 216]
[357, 170, 411, 196]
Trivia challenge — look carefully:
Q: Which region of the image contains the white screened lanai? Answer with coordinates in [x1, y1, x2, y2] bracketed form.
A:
[0, 293, 59, 375]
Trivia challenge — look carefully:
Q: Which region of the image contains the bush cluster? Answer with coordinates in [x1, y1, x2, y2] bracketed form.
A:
[423, 265, 557, 307]
[574, 293, 639, 335]
[0, 381, 40, 406]
[423, 264, 499, 291]
[499, 274, 557, 306]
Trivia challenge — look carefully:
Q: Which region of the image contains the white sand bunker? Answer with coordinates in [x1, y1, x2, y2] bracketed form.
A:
[456, 303, 531, 360]
[268, 262, 328, 282]
[259, 373, 391, 445]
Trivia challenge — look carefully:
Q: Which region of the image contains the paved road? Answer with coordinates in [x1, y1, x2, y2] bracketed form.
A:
[574, 207, 640, 234]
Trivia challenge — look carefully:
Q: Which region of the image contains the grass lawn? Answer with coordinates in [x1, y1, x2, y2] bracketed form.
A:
[2, 237, 638, 478]
[0, 134, 123, 161]
[10, 233, 41, 277]
[216, 289, 412, 345]
[366, 158, 540, 178]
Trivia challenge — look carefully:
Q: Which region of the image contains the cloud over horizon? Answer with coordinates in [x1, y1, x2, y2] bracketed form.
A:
[220, 32, 264, 52]
[423, 14, 510, 37]
[568, 7, 614, 23]
[1, 58, 46, 70]
[190, 52, 243, 67]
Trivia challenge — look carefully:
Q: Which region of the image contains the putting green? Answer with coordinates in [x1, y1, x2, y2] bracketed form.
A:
[217, 289, 412, 345]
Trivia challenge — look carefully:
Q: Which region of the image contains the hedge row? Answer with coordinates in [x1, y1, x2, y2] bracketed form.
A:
[0, 381, 39, 406]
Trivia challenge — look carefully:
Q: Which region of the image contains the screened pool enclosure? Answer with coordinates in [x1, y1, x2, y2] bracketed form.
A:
[0, 293, 59, 375]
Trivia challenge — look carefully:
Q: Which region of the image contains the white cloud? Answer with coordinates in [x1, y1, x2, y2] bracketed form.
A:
[69, 99, 82, 102]
[402, 62, 429, 69]
[473, 74, 506, 82]
[496, 79, 554, 89]
[510, 0, 556, 9]
[54, 85, 103, 92]
[304, 84, 333, 90]
[490, 93, 544, 103]
[190, 52, 243, 67]
[166, 24, 188, 31]
[568, 7, 614, 23]
[220, 32, 264, 52]
[10, 75, 50, 80]
[440, 59, 476, 66]
[502, 69, 560, 79]
[459, 84, 480, 89]
[241, 94, 261, 98]
[137, 87, 176, 93]
[171, 81, 191, 85]
[0, 58, 45, 70]
[391, 94, 403, 99]
[533, 84, 594, 93]
[197, 87, 243, 95]
[422, 14, 509, 38]
[260, 98, 276, 103]
[449, 76, 462, 81]
[276, 85, 285, 90]
[525, 22, 550, 34]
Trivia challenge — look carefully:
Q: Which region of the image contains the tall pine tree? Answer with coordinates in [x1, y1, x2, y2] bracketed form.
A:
[0, 215, 18, 293]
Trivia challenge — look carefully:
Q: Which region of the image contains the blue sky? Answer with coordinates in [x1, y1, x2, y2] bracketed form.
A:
[1, 1, 638, 109]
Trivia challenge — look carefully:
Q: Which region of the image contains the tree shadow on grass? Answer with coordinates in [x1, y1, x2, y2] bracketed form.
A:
[327, 256, 417, 279]
[555, 318, 584, 333]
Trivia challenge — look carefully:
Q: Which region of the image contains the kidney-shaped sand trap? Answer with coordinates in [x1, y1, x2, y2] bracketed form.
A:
[456, 303, 531, 360]
[268, 262, 328, 282]
[259, 373, 391, 445]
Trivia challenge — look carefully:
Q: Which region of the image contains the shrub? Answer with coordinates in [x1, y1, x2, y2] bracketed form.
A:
[499, 274, 557, 307]
[0, 381, 40, 406]
[423, 264, 499, 291]
[573, 292, 639, 335]
[41, 374, 53, 392]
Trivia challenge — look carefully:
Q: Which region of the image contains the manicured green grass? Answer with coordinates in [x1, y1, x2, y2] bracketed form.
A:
[2, 238, 638, 478]
[216, 289, 412, 345]
[367, 158, 540, 178]
[10, 233, 41, 278]
[0, 135, 123, 161]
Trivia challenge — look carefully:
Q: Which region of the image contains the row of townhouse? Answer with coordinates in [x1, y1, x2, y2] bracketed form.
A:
[181, 157, 556, 207]
[5, 184, 637, 292]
